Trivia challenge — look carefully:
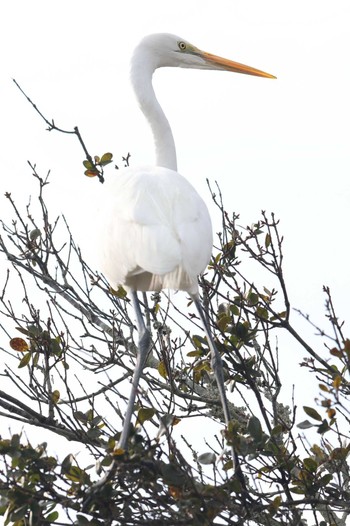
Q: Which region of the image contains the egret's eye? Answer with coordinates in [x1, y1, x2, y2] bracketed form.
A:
[178, 41, 187, 51]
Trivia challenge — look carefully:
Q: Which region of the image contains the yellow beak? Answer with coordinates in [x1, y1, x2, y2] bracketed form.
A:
[202, 51, 276, 79]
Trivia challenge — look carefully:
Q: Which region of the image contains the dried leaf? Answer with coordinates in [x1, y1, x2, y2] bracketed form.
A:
[330, 348, 343, 358]
[51, 390, 60, 404]
[113, 447, 126, 456]
[319, 383, 329, 392]
[327, 408, 336, 419]
[168, 485, 182, 499]
[10, 337, 29, 353]
[84, 169, 99, 177]
[158, 360, 168, 379]
[332, 375, 342, 390]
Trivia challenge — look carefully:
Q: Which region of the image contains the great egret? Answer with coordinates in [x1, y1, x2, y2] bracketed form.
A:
[95, 33, 275, 467]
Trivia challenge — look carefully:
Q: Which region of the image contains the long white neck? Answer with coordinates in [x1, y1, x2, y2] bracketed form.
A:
[130, 53, 177, 171]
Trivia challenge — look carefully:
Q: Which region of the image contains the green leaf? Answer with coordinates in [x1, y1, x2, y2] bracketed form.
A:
[187, 350, 202, 357]
[15, 326, 32, 336]
[75, 514, 96, 526]
[137, 407, 155, 425]
[109, 285, 127, 298]
[11, 434, 20, 448]
[100, 152, 113, 165]
[74, 411, 88, 423]
[86, 427, 102, 440]
[247, 416, 263, 442]
[318, 473, 333, 487]
[235, 322, 249, 340]
[86, 409, 94, 422]
[26, 324, 42, 336]
[50, 337, 62, 355]
[192, 334, 207, 348]
[29, 228, 41, 241]
[230, 304, 240, 316]
[303, 406, 322, 421]
[65, 465, 89, 484]
[303, 457, 317, 472]
[91, 415, 103, 426]
[61, 454, 74, 474]
[10, 505, 28, 521]
[271, 424, 283, 435]
[317, 419, 330, 434]
[270, 311, 287, 321]
[83, 160, 94, 169]
[297, 419, 314, 430]
[217, 314, 231, 332]
[269, 495, 282, 512]
[158, 360, 168, 379]
[255, 306, 269, 320]
[18, 351, 31, 368]
[33, 351, 40, 366]
[247, 292, 259, 306]
[290, 487, 306, 495]
[45, 511, 59, 522]
[160, 462, 187, 486]
[198, 452, 216, 465]
[265, 233, 271, 248]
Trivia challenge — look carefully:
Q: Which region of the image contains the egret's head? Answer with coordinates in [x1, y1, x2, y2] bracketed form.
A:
[134, 33, 276, 79]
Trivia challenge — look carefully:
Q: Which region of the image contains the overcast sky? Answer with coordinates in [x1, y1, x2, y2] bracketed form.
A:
[1, 1, 350, 411]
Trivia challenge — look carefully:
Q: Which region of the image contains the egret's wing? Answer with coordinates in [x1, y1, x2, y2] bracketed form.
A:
[93, 166, 212, 292]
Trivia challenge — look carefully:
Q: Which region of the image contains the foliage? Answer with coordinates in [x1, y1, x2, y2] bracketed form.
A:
[0, 167, 349, 526]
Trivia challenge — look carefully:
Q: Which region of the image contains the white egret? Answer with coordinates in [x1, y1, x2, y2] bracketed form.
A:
[95, 33, 275, 469]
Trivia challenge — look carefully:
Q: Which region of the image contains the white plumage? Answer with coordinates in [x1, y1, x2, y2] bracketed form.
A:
[96, 166, 212, 295]
[92, 33, 274, 464]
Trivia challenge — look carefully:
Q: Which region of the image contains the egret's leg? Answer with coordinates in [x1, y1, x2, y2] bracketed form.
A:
[191, 295, 238, 473]
[118, 290, 151, 449]
[82, 292, 151, 508]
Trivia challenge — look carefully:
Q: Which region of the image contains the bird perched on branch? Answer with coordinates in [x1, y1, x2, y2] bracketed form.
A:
[94, 33, 275, 471]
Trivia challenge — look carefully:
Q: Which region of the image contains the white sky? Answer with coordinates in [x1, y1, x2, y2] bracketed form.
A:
[1, 1, 350, 434]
